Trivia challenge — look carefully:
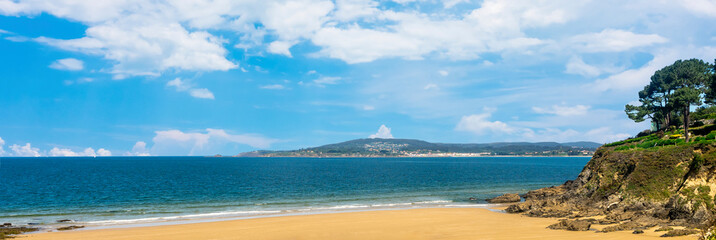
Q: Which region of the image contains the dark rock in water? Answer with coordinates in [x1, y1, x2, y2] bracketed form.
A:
[1, 223, 10, 227]
[27, 223, 41, 226]
[468, 197, 477, 201]
[547, 219, 591, 231]
[633, 229, 644, 234]
[486, 193, 521, 203]
[57, 225, 84, 231]
[57, 219, 73, 223]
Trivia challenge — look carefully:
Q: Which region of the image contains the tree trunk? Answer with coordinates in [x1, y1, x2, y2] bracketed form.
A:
[666, 112, 671, 128]
[684, 105, 690, 142]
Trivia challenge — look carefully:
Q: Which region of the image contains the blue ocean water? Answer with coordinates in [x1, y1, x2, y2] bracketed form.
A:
[0, 157, 590, 228]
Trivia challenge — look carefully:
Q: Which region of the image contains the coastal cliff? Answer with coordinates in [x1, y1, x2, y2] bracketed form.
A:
[506, 127, 716, 236]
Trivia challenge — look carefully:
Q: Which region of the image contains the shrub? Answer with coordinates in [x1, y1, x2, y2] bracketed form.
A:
[707, 131, 716, 140]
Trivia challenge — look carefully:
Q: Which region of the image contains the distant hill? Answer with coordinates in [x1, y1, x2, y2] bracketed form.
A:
[237, 138, 601, 157]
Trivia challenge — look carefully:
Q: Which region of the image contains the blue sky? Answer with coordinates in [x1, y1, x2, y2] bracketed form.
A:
[0, 0, 715, 156]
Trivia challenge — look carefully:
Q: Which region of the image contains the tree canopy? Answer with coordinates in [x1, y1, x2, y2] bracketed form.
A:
[625, 59, 714, 141]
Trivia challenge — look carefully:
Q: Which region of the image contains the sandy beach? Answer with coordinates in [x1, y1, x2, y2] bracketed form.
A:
[22, 208, 697, 240]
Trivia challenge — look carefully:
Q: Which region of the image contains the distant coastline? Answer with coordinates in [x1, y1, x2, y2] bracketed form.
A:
[225, 154, 593, 158]
[235, 138, 599, 158]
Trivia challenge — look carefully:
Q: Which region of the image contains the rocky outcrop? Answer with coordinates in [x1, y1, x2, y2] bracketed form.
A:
[486, 193, 521, 203]
[506, 142, 716, 233]
[547, 219, 592, 231]
[0, 226, 39, 239]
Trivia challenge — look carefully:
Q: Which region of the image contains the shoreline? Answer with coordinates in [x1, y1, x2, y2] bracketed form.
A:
[22, 207, 696, 240]
[14, 202, 492, 232]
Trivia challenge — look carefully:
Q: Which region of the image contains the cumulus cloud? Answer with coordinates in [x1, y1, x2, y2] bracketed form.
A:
[311, 0, 581, 63]
[9, 143, 41, 157]
[49, 147, 111, 157]
[151, 128, 278, 156]
[126, 141, 150, 156]
[568, 29, 668, 53]
[167, 78, 215, 99]
[0, 0, 689, 69]
[455, 113, 517, 135]
[532, 104, 590, 116]
[369, 125, 394, 139]
[49, 58, 84, 71]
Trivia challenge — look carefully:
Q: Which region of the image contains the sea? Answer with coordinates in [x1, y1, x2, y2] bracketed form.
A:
[0, 156, 590, 230]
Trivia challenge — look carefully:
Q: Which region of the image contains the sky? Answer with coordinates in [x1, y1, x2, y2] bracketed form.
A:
[0, 0, 715, 156]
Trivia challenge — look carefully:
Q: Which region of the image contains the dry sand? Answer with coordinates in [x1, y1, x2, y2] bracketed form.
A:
[22, 208, 697, 240]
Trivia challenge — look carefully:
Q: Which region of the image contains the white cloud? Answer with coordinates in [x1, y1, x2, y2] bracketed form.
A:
[362, 105, 375, 111]
[680, 0, 716, 18]
[49, 58, 84, 71]
[151, 129, 278, 155]
[125, 141, 151, 156]
[49, 147, 111, 157]
[456, 111, 519, 135]
[260, 84, 286, 90]
[167, 78, 191, 91]
[189, 88, 215, 99]
[36, 23, 236, 78]
[9, 143, 41, 157]
[568, 29, 668, 53]
[369, 125, 394, 139]
[532, 104, 590, 116]
[438, 70, 449, 76]
[5, 1, 241, 78]
[424, 83, 438, 90]
[96, 148, 112, 156]
[1, 0, 678, 70]
[591, 46, 716, 92]
[167, 78, 215, 99]
[313, 76, 341, 87]
[443, 0, 468, 8]
[263, 0, 334, 42]
[565, 56, 601, 77]
[333, 0, 379, 21]
[267, 40, 295, 57]
[0, 136, 5, 155]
